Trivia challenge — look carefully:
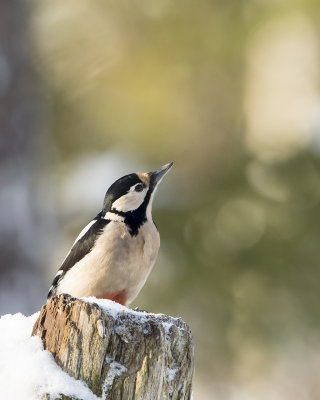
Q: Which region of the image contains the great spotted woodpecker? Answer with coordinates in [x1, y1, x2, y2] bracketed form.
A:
[47, 162, 173, 306]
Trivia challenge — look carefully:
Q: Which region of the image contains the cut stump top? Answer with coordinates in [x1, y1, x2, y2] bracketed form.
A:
[32, 294, 194, 400]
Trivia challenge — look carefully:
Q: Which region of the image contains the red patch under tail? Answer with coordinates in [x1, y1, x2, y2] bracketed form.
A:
[97, 290, 127, 306]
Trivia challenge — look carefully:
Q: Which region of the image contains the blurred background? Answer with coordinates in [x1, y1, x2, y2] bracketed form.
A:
[1, 0, 320, 399]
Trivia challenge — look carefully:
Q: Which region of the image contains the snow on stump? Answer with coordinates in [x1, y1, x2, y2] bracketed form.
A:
[32, 294, 194, 400]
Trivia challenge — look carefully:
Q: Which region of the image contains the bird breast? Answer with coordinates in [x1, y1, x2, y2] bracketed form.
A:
[56, 220, 160, 305]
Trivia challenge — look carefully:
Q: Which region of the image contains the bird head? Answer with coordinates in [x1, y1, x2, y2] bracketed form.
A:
[102, 162, 173, 221]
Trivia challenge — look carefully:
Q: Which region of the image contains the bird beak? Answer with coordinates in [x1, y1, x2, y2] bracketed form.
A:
[149, 162, 174, 188]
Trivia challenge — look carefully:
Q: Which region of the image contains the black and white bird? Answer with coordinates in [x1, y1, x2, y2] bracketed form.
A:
[48, 162, 173, 306]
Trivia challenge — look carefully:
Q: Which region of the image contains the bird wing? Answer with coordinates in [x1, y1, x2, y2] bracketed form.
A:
[48, 215, 110, 298]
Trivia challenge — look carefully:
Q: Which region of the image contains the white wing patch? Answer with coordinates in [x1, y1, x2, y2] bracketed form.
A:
[73, 220, 97, 245]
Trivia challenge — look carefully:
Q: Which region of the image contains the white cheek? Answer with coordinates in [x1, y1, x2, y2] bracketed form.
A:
[112, 190, 147, 212]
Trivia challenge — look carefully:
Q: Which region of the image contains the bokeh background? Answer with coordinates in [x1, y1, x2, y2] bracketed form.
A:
[1, 1, 320, 399]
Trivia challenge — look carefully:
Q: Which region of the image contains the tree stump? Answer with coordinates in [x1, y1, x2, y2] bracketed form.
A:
[32, 294, 194, 400]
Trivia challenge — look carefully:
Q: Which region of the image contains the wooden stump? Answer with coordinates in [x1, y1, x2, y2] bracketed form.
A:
[32, 294, 194, 400]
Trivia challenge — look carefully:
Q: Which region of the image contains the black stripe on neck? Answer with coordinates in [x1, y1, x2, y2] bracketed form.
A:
[110, 208, 147, 236]
[109, 188, 153, 236]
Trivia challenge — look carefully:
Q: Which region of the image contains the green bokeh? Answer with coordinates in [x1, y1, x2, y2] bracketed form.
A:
[30, 0, 320, 397]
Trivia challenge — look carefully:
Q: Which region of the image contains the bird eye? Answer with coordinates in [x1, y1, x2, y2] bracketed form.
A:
[135, 183, 144, 192]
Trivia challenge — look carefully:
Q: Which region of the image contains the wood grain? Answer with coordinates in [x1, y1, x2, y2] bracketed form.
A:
[32, 294, 194, 400]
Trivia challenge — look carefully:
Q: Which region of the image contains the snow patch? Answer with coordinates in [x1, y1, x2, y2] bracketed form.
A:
[0, 298, 187, 400]
[102, 356, 127, 397]
[0, 312, 100, 400]
[162, 321, 175, 338]
[167, 366, 178, 382]
[82, 297, 179, 330]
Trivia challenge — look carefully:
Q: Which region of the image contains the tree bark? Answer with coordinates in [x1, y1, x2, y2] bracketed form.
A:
[32, 294, 194, 400]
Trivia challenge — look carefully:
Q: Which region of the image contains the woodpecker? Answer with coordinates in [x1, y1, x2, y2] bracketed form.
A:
[47, 162, 173, 306]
